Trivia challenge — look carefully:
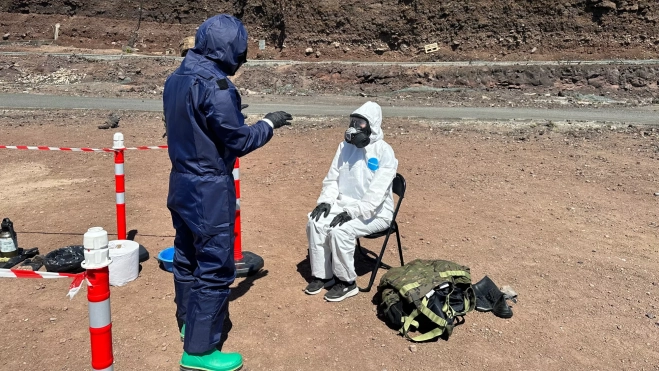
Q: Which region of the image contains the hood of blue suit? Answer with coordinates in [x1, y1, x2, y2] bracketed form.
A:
[190, 14, 248, 76]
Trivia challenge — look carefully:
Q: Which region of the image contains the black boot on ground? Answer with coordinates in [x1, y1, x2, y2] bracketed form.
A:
[472, 275, 513, 319]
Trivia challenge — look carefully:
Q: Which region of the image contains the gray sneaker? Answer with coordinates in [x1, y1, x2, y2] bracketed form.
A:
[324, 280, 358, 302]
[304, 277, 335, 295]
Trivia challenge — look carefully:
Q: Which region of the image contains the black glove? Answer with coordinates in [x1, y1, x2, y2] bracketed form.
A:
[240, 104, 249, 120]
[330, 212, 352, 228]
[310, 203, 331, 221]
[264, 111, 293, 129]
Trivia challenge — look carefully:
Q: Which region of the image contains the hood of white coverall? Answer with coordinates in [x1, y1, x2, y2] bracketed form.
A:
[351, 101, 384, 144]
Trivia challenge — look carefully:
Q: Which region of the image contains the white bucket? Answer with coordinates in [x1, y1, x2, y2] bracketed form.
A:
[108, 240, 140, 286]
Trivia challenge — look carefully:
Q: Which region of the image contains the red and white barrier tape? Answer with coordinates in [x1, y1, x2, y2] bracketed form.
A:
[124, 146, 169, 150]
[0, 268, 87, 299]
[0, 145, 168, 152]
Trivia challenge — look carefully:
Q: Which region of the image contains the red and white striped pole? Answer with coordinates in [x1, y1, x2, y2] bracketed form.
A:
[233, 158, 264, 277]
[233, 158, 243, 261]
[113, 133, 127, 241]
[81, 227, 114, 371]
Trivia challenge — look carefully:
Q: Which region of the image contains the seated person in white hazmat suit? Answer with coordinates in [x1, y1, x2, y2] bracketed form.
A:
[305, 101, 398, 302]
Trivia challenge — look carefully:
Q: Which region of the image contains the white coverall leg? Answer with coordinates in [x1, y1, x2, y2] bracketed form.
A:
[307, 203, 390, 282]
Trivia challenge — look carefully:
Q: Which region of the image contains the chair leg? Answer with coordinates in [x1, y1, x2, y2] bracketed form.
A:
[359, 232, 392, 292]
[395, 228, 404, 266]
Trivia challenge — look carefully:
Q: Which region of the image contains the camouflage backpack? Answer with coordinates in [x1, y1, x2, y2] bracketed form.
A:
[377, 259, 476, 342]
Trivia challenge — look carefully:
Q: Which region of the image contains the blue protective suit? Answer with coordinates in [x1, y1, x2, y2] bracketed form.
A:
[163, 14, 273, 354]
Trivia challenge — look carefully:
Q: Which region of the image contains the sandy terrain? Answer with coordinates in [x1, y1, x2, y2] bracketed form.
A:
[0, 110, 657, 370]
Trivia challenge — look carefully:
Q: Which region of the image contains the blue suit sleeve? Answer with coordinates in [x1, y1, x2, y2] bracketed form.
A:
[204, 86, 273, 157]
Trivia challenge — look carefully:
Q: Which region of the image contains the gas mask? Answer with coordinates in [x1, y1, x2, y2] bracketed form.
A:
[237, 45, 248, 69]
[344, 114, 371, 148]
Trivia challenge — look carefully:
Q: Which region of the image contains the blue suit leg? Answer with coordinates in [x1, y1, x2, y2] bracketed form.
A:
[183, 227, 236, 354]
[172, 211, 197, 331]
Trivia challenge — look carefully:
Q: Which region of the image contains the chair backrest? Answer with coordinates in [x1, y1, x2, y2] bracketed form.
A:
[392, 173, 406, 199]
[390, 173, 406, 221]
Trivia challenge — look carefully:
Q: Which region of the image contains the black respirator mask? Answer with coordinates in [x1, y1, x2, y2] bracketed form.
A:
[237, 44, 248, 66]
[344, 114, 371, 149]
[233, 45, 248, 73]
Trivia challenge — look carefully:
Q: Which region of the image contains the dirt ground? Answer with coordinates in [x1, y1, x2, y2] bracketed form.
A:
[0, 110, 658, 370]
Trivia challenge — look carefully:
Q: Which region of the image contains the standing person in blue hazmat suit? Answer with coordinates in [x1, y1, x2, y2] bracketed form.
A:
[163, 14, 293, 371]
[305, 101, 398, 302]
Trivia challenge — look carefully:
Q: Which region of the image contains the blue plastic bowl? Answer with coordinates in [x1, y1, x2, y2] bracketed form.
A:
[157, 247, 175, 273]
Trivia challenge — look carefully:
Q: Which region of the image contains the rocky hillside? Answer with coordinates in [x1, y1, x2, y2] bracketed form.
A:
[1, 1, 659, 60]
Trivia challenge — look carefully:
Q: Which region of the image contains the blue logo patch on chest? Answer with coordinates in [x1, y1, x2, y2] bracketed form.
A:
[367, 157, 379, 171]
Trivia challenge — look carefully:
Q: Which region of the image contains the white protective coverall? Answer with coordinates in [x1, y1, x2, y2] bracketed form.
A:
[307, 101, 398, 283]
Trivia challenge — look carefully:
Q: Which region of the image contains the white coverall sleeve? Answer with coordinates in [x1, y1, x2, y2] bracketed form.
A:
[343, 146, 398, 220]
[316, 144, 342, 205]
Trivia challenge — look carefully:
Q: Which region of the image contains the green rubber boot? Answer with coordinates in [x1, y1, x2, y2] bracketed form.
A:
[180, 349, 243, 371]
[180, 324, 185, 342]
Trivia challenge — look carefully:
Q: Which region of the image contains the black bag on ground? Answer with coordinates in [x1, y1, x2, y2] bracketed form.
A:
[44, 245, 85, 273]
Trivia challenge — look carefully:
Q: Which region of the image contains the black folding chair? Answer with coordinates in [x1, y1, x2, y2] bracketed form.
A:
[356, 173, 406, 292]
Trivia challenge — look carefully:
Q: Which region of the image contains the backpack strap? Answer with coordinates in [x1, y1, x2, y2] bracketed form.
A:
[438, 270, 470, 278]
[399, 281, 420, 296]
[400, 296, 450, 342]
